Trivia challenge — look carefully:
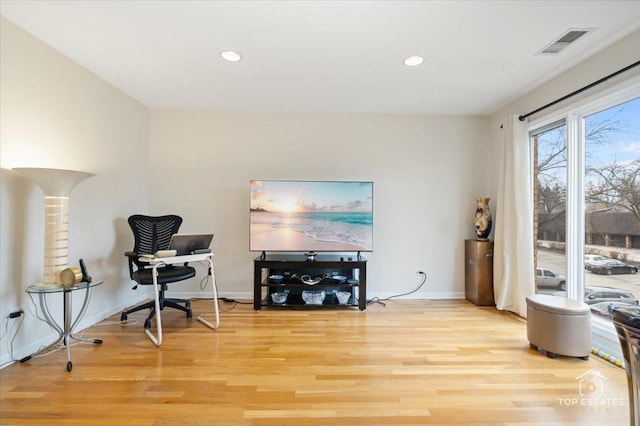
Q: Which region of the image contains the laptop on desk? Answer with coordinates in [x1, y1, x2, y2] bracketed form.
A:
[168, 233, 214, 256]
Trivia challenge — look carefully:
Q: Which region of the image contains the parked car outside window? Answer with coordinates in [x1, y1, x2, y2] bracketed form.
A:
[536, 267, 566, 291]
[584, 255, 609, 269]
[589, 301, 637, 317]
[551, 286, 639, 306]
[588, 260, 638, 275]
[584, 286, 639, 305]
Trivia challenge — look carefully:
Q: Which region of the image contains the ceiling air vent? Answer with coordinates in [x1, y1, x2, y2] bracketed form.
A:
[536, 28, 595, 55]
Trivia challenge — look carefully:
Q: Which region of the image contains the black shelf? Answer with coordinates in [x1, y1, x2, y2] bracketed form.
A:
[254, 254, 367, 311]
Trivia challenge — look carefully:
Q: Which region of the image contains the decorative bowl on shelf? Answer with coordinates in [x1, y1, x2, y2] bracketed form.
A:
[336, 291, 351, 305]
[332, 275, 347, 284]
[301, 274, 321, 285]
[302, 290, 325, 305]
[271, 292, 288, 304]
[269, 275, 284, 284]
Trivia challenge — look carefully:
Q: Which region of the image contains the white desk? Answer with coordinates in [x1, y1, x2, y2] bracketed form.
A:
[140, 252, 218, 347]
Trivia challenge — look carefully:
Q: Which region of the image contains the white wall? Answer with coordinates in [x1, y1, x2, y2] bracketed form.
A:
[149, 111, 490, 300]
[0, 17, 150, 365]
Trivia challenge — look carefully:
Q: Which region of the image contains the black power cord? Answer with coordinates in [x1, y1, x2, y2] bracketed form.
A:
[367, 271, 428, 307]
[0, 313, 26, 368]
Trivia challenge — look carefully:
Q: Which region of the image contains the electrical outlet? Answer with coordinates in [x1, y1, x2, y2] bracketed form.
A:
[8, 309, 24, 319]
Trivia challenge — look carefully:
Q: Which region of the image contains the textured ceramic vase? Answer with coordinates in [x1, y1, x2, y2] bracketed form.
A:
[474, 197, 492, 241]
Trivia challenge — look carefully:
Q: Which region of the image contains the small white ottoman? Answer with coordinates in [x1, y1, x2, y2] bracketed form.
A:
[526, 294, 591, 360]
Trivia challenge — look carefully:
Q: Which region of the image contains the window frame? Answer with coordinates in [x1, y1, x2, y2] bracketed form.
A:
[529, 75, 640, 293]
[528, 74, 640, 359]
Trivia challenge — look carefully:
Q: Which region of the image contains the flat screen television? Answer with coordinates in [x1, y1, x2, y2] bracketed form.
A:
[250, 180, 373, 253]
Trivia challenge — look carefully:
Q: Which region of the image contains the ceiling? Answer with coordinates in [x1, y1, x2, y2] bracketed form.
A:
[1, 1, 640, 115]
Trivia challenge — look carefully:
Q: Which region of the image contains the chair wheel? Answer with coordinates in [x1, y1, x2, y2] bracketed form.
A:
[120, 312, 128, 322]
[144, 318, 151, 329]
[66, 361, 72, 372]
[546, 351, 557, 359]
[187, 310, 193, 319]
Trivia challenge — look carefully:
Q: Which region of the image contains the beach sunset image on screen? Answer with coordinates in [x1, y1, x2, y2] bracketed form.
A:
[250, 180, 373, 252]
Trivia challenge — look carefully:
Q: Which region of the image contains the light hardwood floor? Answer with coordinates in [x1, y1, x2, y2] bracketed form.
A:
[0, 299, 631, 425]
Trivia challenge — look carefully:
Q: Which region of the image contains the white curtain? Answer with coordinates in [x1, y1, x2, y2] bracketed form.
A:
[494, 115, 535, 318]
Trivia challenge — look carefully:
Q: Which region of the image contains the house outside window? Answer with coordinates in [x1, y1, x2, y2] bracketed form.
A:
[530, 76, 640, 361]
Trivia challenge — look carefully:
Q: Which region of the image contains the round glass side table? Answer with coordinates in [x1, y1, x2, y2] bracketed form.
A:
[22, 280, 103, 371]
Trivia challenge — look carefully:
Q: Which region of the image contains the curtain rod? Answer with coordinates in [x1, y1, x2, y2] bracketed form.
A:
[518, 59, 640, 122]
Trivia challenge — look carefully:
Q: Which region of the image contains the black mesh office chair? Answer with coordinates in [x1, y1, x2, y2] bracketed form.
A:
[121, 214, 196, 329]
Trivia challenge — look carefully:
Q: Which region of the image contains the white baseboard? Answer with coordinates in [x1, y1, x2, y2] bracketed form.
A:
[370, 292, 465, 300]
[167, 291, 252, 300]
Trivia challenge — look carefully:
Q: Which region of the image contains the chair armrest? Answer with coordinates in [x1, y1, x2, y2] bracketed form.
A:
[124, 251, 138, 279]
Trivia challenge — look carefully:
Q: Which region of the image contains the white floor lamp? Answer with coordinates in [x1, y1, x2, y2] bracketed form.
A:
[14, 168, 94, 287]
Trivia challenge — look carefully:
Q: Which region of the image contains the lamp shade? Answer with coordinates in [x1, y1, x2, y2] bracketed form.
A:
[13, 168, 95, 197]
[14, 167, 94, 286]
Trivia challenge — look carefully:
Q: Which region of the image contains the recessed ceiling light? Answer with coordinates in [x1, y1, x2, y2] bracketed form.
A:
[404, 55, 424, 66]
[220, 50, 242, 62]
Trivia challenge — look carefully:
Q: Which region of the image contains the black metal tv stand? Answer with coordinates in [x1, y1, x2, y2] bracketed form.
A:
[253, 253, 367, 311]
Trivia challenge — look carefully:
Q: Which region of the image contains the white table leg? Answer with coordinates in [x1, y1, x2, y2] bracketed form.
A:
[144, 262, 164, 347]
[197, 257, 219, 330]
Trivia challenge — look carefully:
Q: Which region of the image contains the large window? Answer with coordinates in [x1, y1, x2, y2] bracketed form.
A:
[533, 122, 567, 295]
[531, 78, 640, 357]
[583, 98, 640, 313]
